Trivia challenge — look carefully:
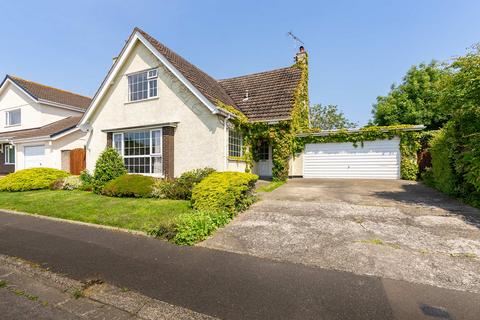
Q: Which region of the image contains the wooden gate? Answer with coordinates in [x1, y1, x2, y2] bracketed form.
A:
[70, 148, 86, 175]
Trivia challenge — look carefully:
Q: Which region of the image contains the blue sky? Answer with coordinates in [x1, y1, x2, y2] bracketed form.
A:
[1, 0, 479, 125]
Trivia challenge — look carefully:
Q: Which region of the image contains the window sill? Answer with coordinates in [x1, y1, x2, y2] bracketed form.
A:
[124, 96, 159, 105]
[5, 124, 21, 128]
[228, 156, 247, 162]
[127, 172, 163, 178]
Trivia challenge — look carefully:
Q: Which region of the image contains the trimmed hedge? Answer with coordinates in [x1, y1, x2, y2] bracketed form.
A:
[102, 174, 155, 198]
[429, 128, 457, 195]
[152, 167, 215, 200]
[191, 172, 258, 213]
[426, 110, 480, 207]
[149, 171, 259, 245]
[92, 148, 127, 194]
[0, 168, 69, 192]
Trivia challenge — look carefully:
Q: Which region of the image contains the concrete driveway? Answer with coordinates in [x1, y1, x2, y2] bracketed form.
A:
[201, 179, 480, 293]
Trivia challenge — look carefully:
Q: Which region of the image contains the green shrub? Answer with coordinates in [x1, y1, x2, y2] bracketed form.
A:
[92, 148, 127, 194]
[148, 210, 233, 245]
[421, 168, 435, 187]
[175, 167, 216, 199]
[429, 127, 457, 195]
[51, 176, 82, 190]
[191, 172, 258, 213]
[102, 174, 155, 198]
[0, 168, 69, 192]
[148, 171, 258, 245]
[151, 179, 178, 199]
[78, 170, 93, 191]
[151, 167, 216, 200]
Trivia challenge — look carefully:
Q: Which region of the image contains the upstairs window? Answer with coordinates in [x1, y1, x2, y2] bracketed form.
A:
[5, 109, 21, 126]
[4, 145, 15, 165]
[228, 129, 243, 157]
[128, 69, 158, 102]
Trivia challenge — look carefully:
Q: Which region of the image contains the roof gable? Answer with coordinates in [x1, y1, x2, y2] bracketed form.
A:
[136, 28, 236, 108]
[81, 27, 305, 125]
[2, 76, 91, 110]
[81, 28, 231, 125]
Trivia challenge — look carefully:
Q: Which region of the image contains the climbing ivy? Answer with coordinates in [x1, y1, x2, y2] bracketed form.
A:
[295, 125, 424, 180]
[216, 55, 310, 181]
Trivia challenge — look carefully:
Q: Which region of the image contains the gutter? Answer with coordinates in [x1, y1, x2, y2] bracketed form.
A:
[223, 115, 232, 171]
[38, 99, 87, 113]
[100, 122, 179, 133]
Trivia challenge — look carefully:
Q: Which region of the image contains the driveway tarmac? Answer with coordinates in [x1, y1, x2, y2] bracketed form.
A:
[201, 179, 480, 293]
[1, 209, 479, 319]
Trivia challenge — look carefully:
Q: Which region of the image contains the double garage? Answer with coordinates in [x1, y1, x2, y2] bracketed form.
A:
[302, 138, 401, 179]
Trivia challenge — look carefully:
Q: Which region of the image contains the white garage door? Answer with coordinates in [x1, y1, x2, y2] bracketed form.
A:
[303, 138, 400, 179]
[24, 145, 46, 169]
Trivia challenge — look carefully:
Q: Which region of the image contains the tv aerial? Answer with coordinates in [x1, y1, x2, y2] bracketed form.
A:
[287, 31, 305, 47]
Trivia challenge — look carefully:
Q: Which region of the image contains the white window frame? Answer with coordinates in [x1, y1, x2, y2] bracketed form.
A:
[5, 109, 21, 127]
[4, 144, 15, 165]
[112, 129, 163, 176]
[127, 68, 158, 102]
[228, 128, 243, 158]
[113, 132, 124, 155]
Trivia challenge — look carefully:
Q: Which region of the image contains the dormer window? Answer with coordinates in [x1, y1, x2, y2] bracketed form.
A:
[128, 68, 158, 102]
[5, 109, 21, 126]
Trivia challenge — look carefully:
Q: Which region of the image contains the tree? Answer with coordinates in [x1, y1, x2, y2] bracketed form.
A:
[309, 104, 357, 130]
[428, 45, 480, 205]
[371, 61, 452, 130]
[92, 148, 127, 194]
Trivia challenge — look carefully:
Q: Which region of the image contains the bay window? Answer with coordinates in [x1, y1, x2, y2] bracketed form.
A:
[113, 129, 162, 175]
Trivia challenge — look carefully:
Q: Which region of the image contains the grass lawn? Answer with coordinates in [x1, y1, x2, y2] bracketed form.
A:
[0, 190, 194, 232]
[256, 180, 285, 193]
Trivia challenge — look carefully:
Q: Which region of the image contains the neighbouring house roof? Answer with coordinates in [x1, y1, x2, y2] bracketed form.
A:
[3, 75, 91, 110]
[136, 28, 303, 122]
[218, 67, 302, 122]
[0, 116, 82, 142]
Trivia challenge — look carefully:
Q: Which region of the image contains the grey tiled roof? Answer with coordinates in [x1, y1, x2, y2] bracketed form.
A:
[0, 116, 81, 141]
[218, 67, 302, 121]
[136, 28, 303, 122]
[136, 28, 236, 108]
[6, 76, 91, 110]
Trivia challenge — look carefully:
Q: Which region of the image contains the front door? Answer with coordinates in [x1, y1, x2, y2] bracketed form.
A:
[256, 140, 272, 177]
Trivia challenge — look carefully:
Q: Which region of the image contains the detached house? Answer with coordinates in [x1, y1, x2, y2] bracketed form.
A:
[79, 28, 308, 179]
[0, 76, 91, 175]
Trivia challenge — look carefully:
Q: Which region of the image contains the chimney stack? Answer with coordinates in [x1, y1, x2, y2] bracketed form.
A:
[295, 46, 307, 64]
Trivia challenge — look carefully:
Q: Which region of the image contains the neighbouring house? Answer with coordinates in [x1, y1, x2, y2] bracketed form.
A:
[0, 76, 91, 175]
[79, 28, 309, 179]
